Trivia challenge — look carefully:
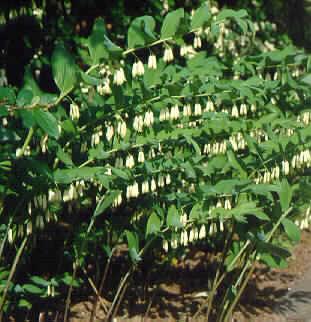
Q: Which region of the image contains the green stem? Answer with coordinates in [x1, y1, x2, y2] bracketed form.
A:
[17, 127, 34, 159]
[63, 262, 77, 322]
[0, 236, 28, 321]
[0, 217, 13, 262]
[222, 206, 293, 320]
[222, 263, 255, 322]
[89, 253, 113, 322]
[105, 267, 134, 321]
[227, 239, 251, 272]
[123, 37, 172, 56]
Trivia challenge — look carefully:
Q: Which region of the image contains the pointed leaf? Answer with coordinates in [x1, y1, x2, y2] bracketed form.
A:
[146, 212, 161, 236]
[51, 44, 77, 95]
[160, 8, 185, 39]
[94, 190, 120, 217]
[127, 16, 156, 48]
[191, 4, 211, 29]
[281, 218, 301, 242]
[167, 205, 182, 228]
[33, 109, 60, 138]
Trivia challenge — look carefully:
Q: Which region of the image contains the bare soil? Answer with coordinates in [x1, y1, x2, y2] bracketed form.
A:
[67, 229, 311, 322]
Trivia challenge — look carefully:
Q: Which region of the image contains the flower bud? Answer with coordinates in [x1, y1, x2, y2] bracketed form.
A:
[158, 175, 165, 188]
[171, 237, 178, 249]
[2, 118, 8, 126]
[133, 115, 144, 132]
[142, 180, 149, 194]
[250, 103, 257, 112]
[148, 54, 157, 69]
[26, 221, 32, 235]
[138, 150, 145, 163]
[163, 46, 174, 62]
[8, 228, 13, 244]
[136, 60, 145, 76]
[240, 103, 247, 116]
[194, 103, 202, 116]
[69, 103, 80, 120]
[189, 229, 194, 243]
[224, 198, 232, 210]
[231, 104, 239, 118]
[282, 160, 290, 175]
[163, 240, 169, 252]
[193, 35, 202, 49]
[205, 99, 215, 112]
[199, 225, 206, 239]
[144, 110, 154, 127]
[117, 121, 127, 138]
[151, 178, 157, 192]
[125, 154, 135, 168]
[180, 45, 188, 57]
[106, 125, 114, 142]
[113, 67, 126, 86]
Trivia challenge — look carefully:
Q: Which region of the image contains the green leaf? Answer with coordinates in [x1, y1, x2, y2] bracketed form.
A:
[125, 230, 141, 262]
[88, 18, 122, 62]
[260, 253, 288, 269]
[51, 44, 77, 95]
[231, 202, 270, 221]
[94, 190, 120, 217]
[18, 299, 32, 309]
[146, 212, 161, 237]
[0, 87, 16, 107]
[23, 284, 44, 295]
[191, 4, 211, 29]
[30, 276, 49, 287]
[189, 203, 202, 221]
[301, 73, 311, 86]
[257, 241, 291, 259]
[17, 88, 33, 107]
[184, 135, 201, 155]
[62, 274, 80, 287]
[80, 71, 101, 86]
[160, 8, 184, 39]
[127, 16, 156, 48]
[125, 230, 139, 250]
[23, 66, 42, 96]
[183, 162, 197, 179]
[33, 109, 60, 138]
[167, 205, 182, 228]
[276, 179, 293, 212]
[88, 143, 110, 160]
[281, 218, 301, 242]
[112, 168, 130, 180]
[54, 167, 103, 183]
[57, 148, 74, 166]
[227, 150, 247, 179]
[217, 9, 248, 21]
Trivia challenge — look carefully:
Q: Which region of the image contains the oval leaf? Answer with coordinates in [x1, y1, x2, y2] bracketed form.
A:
[33, 109, 60, 138]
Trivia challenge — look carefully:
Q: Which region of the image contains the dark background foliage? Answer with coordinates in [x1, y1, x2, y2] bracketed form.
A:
[1, 0, 310, 87]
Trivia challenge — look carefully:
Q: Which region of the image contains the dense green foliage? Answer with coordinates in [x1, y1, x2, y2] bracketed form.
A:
[0, 1, 311, 321]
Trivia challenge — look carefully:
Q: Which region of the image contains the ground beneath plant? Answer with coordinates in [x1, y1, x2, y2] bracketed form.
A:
[67, 230, 311, 322]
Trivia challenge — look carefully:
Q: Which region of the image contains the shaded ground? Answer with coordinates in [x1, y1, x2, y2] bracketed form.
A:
[67, 229, 311, 322]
